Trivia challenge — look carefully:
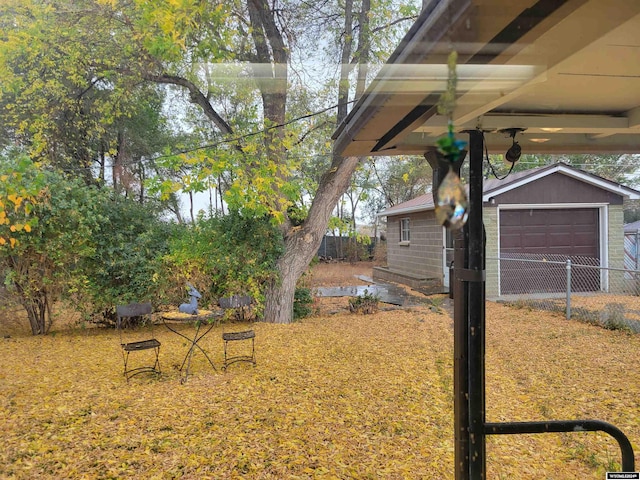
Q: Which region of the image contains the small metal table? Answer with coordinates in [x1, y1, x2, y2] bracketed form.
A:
[162, 310, 222, 383]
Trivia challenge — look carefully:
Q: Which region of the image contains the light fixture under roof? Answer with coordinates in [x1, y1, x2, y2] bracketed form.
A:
[540, 127, 563, 133]
[499, 128, 526, 163]
[530, 138, 551, 143]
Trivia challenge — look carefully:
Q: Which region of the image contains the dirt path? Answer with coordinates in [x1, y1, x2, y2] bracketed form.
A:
[308, 261, 375, 288]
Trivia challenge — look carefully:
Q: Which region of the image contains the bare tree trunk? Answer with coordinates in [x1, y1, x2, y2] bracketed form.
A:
[113, 130, 124, 192]
[262, 0, 367, 323]
[139, 163, 145, 203]
[209, 183, 213, 215]
[264, 154, 361, 323]
[189, 191, 194, 224]
[149, 162, 184, 224]
[165, 196, 185, 225]
[355, 0, 371, 98]
[338, 0, 354, 122]
[217, 180, 225, 215]
[99, 143, 106, 184]
[16, 284, 49, 335]
[246, 0, 297, 323]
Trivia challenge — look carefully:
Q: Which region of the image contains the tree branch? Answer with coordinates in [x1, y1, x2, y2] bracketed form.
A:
[144, 73, 233, 135]
[370, 15, 417, 35]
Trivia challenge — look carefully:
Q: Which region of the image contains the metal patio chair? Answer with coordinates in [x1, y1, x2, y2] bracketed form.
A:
[218, 295, 256, 371]
[116, 302, 161, 381]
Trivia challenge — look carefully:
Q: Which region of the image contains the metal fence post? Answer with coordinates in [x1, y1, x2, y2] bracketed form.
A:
[566, 259, 572, 320]
[636, 230, 639, 271]
[636, 230, 640, 292]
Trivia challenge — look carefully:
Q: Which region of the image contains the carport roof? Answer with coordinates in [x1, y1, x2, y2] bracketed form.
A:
[333, 0, 640, 157]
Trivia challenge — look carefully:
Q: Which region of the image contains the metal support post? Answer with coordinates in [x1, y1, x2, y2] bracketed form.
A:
[453, 226, 468, 479]
[446, 130, 634, 478]
[430, 147, 469, 480]
[566, 259, 572, 320]
[467, 130, 486, 479]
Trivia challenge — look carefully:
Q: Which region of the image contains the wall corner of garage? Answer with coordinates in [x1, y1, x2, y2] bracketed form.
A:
[483, 207, 499, 297]
[608, 204, 625, 293]
[608, 204, 624, 269]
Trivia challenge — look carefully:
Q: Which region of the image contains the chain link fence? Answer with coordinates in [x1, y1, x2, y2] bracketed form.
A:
[487, 254, 640, 333]
[625, 230, 639, 271]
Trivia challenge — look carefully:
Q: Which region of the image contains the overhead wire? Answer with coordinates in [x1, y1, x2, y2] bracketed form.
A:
[37, 98, 357, 172]
[153, 98, 357, 161]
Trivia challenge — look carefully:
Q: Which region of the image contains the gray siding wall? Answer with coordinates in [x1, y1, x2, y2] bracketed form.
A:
[609, 204, 625, 291]
[483, 207, 499, 297]
[609, 204, 624, 269]
[491, 173, 624, 205]
[387, 210, 443, 280]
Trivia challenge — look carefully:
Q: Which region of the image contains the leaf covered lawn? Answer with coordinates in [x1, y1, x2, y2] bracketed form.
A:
[1, 302, 638, 479]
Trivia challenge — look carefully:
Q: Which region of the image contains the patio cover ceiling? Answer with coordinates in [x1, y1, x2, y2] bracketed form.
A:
[332, 0, 640, 157]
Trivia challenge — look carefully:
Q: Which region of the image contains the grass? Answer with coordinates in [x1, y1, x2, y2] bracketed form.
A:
[1, 300, 638, 479]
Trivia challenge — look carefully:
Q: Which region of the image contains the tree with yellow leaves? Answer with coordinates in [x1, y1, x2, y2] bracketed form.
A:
[0, 151, 42, 248]
[0, 151, 102, 334]
[0, 0, 419, 325]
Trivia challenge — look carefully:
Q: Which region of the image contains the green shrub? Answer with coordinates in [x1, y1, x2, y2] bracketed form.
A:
[348, 289, 380, 314]
[163, 210, 284, 317]
[77, 196, 171, 325]
[293, 287, 313, 320]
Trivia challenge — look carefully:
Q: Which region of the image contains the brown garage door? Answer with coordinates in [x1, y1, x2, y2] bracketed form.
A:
[499, 208, 600, 294]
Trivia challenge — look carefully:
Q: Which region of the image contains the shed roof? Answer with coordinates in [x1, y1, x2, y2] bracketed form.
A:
[625, 220, 640, 233]
[379, 193, 435, 217]
[482, 163, 640, 202]
[379, 162, 640, 217]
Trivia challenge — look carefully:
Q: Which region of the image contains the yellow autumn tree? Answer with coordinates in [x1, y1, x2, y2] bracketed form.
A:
[0, 151, 42, 248]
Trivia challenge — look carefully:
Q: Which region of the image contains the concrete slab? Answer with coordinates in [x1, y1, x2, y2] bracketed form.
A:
[315, 281, 428, 307]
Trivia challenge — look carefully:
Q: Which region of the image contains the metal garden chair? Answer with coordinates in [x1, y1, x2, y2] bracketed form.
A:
[218, 295, 256, 371]
[116, 302, 161, 381]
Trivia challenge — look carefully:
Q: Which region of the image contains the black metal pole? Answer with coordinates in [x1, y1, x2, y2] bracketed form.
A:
[453, 226, 468, 479]
[429, 148, 468, 480]
[467, 130, 486, 479]
[446, 132, 634, 478]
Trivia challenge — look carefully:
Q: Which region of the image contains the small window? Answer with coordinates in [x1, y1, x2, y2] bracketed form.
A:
[400, 218, 410, 243]
[445, 227, 454, 249]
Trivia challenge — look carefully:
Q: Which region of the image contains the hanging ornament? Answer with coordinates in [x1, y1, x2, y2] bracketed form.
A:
[435, 166, 468, 229]
[434, 50, 468, 230]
